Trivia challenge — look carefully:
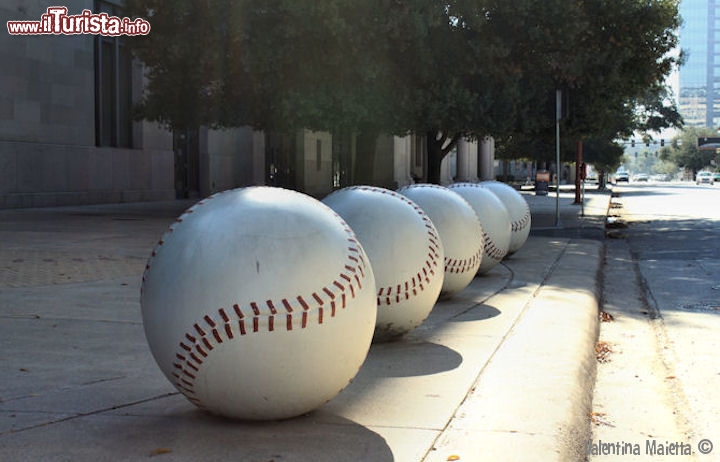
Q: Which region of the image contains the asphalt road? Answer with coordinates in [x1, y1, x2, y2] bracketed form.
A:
[590, 181, 720, 460]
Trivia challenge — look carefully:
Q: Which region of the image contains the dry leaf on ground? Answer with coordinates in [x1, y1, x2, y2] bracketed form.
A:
[596, 341, 613, 363]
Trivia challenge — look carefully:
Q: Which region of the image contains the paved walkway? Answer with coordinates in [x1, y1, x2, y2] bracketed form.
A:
[0, 187, 610, 461]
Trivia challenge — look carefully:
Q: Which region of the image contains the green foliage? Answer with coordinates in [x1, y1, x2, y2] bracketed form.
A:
[126, 0, 683, 183]
[663, 127, 720, 173]
[582, 139, 625, 174]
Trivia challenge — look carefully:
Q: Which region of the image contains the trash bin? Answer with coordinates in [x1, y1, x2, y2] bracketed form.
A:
[535, 170, 550, 196]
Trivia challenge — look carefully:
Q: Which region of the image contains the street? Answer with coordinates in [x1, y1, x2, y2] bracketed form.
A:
[590, 181, 720, 460]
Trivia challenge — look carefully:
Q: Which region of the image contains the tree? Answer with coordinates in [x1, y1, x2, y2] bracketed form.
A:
[663, 127, 720, 174]
[581, 138, 625, 189]
[126, 0, 683, 185]
[385, 0, 589, 183]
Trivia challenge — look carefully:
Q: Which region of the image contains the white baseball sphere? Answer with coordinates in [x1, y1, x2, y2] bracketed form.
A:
[322, 186, 444, 342]
[397, 184, 483, 297]
[447, 183, 512, 274]
[140, 187, 377, 420]
[479, 181, 531, 255]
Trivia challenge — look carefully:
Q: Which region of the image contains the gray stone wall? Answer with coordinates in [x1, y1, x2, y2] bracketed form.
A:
[1, 1, 175, 208]
[0, 142, 173, 208]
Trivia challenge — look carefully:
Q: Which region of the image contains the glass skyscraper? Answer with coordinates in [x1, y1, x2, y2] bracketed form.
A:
[679, 0, 720, 127]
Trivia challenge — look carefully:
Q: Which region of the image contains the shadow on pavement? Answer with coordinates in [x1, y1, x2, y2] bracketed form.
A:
[2, 407, 395, 462]
[363, 341, 463, 378]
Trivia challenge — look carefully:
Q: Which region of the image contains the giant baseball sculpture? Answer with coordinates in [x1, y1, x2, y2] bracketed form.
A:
[447, 183, 512, 274]
[397, 184, 483, 297]
[323, 186, 444, 342]
[479, 181, 531, 255]
[141, 187, 377, 420]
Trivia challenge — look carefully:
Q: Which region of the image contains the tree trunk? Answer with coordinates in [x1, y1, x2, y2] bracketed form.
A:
[425, 130, 462, 185]
[426, 136, 443, 185]
[354, 130, 378, 185]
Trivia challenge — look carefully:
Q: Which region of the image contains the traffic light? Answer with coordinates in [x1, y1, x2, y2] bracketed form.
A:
[660, 139, 665, 146]
[631, 140, 635, 147]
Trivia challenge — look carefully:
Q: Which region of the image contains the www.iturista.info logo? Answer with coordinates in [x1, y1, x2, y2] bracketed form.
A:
[7, 6, 150, 36]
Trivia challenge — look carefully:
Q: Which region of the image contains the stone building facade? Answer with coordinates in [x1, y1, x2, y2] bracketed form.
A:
[1, 1, 493, 209]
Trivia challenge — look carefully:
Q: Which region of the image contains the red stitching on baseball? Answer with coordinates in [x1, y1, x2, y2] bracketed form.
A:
[219, 309, 230, 322]
[298, 296, 309, 310]
[352, 186, 444, 307]
[312, 292, 323, 305]
[233, 304, 243, 318]
[267, 300, 277, 315]
[511, 210, 531, 232]
[483, 231, 507, 262]
[250, 302, 261, 316]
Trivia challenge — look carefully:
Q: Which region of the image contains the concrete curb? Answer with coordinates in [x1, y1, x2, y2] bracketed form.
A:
[424, 239, 602, 462]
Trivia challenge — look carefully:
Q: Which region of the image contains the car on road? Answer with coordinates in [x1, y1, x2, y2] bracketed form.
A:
[714, 172, 720, 182]
[633, 173, 649, 182]
[614, 171, 629, 182]
[696, 171, 714, 185]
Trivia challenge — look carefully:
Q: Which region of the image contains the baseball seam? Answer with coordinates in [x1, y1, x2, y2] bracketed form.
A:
[339, 186, 442, 307]
[399, 184, 484, 277]
[511, 210, 531, 232]
[445, 247, 484, 274]
[483, 231, 507, 262]
[446, 183, 512, 263]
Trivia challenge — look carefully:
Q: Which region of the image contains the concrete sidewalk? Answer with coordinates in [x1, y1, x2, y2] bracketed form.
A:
[0, 187, 610, 461]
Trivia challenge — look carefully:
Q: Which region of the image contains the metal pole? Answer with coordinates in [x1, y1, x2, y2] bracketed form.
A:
[555, 89, 561, 227]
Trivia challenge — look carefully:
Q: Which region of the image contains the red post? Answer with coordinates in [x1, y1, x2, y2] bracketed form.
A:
[574, 140, 583, 204]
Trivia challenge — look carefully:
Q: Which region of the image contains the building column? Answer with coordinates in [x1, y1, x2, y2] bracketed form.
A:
[393, 135, 413, 188]
[479, 136, 495, 181]
[456, 139, 479, 182]
[440, 149, 456, 185]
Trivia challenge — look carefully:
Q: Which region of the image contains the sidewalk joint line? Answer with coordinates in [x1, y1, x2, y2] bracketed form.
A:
[0, 392, 179, 436]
